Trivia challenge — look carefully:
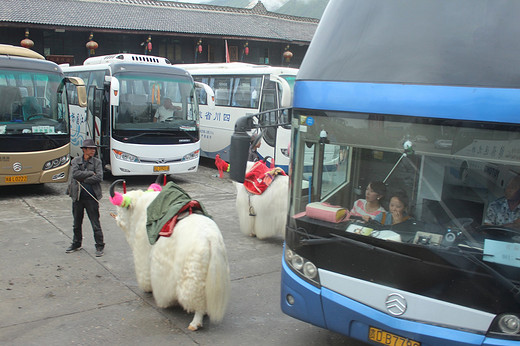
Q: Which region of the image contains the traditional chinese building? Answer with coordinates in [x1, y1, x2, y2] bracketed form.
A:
[0, 0, 318, 67]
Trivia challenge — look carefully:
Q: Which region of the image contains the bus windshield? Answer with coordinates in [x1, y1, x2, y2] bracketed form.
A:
[290, 110, 520, 271]
[114, 73, 198, 132]
[0, 68, 69, 135]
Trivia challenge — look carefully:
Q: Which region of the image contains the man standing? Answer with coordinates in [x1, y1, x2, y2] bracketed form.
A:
[66, 138, 105, 257]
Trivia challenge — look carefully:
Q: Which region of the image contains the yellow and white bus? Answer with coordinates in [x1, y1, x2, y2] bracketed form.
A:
[0, 44, 86, 186]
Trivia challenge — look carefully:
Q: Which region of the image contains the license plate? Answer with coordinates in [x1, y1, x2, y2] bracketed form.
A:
[153, 165, 169, 172]
[5, 175, 28, 183]
[369, 326, 421, 346]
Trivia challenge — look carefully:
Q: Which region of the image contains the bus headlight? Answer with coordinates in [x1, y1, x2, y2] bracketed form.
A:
[113, 149, 140, 163]
[291, 255, 304, 270]
[498, 314, 520, 334]
[43, 155, 69, 170]
[489, 313, 520, 340]
[303, 262, 318, 279]
[182, 149, 199, 161]
[284, 246, 320, 285]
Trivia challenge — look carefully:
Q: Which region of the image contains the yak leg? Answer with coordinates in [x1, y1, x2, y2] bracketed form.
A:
[188, 311, 204, 331]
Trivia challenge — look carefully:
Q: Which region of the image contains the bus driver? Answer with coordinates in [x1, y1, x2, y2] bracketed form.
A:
[484, 174, 520, 229]
[153, 98, 181, 122]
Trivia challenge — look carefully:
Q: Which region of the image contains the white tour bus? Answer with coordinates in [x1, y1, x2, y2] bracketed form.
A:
[177, 62, 296, 170]
[62, 54, 214, 176]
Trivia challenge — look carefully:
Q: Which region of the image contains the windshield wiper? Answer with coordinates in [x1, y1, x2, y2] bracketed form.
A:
[459, 249, 520, 304]
[35, 132, 60, 147]
[123, 132, 172, 141]
[300, 232, 420, 261]
[180, 129, 198, 142]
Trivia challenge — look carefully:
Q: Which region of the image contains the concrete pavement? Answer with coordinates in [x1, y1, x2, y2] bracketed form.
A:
[0, 158, 363, 345]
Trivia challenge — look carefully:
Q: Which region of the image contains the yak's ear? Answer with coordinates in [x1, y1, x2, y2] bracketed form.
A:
[148, 183, 162, 192]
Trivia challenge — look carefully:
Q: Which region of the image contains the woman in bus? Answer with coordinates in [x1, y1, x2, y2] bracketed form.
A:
[374, 190, 411, 226]
[350, 181, 386, 221]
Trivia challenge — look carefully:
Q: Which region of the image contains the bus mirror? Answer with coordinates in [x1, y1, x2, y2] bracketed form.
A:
[194, 82, 215, 108]
[230, 131, 250, 183]
[230, 115, 255, 183]
[66, 76, 87, 107]
[77, 86, 87, 108]
[270, 75, 292, 108]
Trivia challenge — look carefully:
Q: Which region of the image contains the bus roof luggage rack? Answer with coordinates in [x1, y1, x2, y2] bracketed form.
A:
[83, 54, 171, 66]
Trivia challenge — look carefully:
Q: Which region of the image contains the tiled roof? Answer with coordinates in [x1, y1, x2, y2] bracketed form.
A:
[0, 0, 318, 43]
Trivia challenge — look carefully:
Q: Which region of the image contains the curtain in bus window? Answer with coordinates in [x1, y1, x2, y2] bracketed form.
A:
[232, 77, 249, 107]
[212, 77, 232, 106]
[231, 77, 262, 108]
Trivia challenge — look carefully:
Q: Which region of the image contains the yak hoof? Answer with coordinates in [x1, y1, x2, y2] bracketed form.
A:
[188, 323, 202, 331]
[188, 311, 204, 331]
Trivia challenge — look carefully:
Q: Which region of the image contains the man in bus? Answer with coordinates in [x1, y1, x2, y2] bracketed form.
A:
[153, 97, 181, 122]
[66, 138, 105, 257]
[484, 174, 520, 229]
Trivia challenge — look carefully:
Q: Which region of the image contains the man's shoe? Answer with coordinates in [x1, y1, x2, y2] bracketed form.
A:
[66, 244, 82, 253]
[95, 249, 104, 257]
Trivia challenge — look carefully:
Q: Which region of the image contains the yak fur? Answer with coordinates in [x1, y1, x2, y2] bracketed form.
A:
[235, 161, 288, 239]
[113, 188, 230, 331]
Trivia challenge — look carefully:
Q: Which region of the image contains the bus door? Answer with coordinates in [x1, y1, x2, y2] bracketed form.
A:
[86, 84, 106, 162]
[259, 75, 292, 168]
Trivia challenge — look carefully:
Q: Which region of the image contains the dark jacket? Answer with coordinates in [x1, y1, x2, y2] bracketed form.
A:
[68, 155, 103, 201]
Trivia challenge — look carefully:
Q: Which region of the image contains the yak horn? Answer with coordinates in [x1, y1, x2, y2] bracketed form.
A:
[109, 179, 126, 198]
[148, 174, 166, 192]
[155, 173, 167, 186]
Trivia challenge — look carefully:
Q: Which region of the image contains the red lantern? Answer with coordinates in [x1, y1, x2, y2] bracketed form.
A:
[283, 50, 293, 62]
[147, 42, 152, 52]
[86, 40, 98, 55]
[21, 38, 34, 49]
[244, 43, 249, 56]
[198, 44, 202, 53]
[20, 29, 34, 49]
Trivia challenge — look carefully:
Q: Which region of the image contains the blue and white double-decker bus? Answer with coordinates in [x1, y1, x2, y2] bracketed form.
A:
[233, 0, 520, 345]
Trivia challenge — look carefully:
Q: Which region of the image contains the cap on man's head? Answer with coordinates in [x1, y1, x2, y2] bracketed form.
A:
[81, 139, 97, 149]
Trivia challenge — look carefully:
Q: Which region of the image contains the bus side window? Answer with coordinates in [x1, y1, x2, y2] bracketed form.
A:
[232, 86, 251, 107]
[215, 89, 230, 106]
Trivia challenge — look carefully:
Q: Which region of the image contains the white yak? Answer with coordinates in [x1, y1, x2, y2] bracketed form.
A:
[235, 161, 288, 239]
[110, 178, 230, 331]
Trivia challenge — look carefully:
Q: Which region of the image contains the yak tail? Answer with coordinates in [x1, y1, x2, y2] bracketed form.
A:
[205, 232, 230, 323]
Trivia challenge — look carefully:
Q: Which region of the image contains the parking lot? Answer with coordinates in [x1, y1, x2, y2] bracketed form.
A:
[0, 158, 364, 345]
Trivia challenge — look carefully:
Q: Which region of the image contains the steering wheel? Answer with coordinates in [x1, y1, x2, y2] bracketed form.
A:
[476, 224, 520, 241]
[26, 113, 51, 120]
[445, 217, 474, 229]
